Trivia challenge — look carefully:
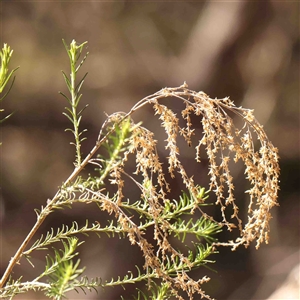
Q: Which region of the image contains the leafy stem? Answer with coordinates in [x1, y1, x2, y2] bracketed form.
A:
[0, 43, 19, 94]
[61, 39, 88, 167]
[0, 43, 19, 126]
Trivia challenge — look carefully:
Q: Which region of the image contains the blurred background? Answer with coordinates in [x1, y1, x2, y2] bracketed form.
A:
[1, 1, 299, 299]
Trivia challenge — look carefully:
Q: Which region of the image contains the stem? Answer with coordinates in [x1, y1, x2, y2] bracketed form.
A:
[0, 204, 54, 287]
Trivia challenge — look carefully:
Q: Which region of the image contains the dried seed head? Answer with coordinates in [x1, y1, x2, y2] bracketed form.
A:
[84, 84, 279, 299]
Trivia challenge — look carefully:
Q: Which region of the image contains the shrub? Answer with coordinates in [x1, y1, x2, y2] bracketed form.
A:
[0, 40, 280, 300]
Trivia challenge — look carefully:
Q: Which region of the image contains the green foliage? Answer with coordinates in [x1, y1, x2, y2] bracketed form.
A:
[96, 116, 134, 186]
[0, 43, 19, 127]
[130, 282, 174, 300]
[44, 238, 99, 300]
[1, 239, 100, 300]
[0, 44, 18, 94]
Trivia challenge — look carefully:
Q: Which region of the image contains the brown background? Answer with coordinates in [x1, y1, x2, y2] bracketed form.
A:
[1, 1, 299, 299]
